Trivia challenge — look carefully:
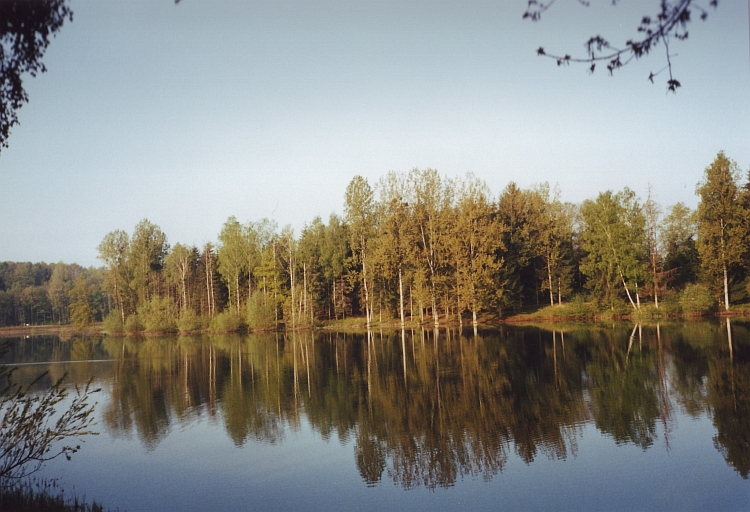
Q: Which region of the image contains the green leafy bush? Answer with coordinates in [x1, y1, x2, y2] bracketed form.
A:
[124, 314, 144, 333]
[178, 310, 204, 333]
[138, 296, 178, 333]
[102, 311, 124, 334]
[679, 284, 716, 315]
[570, 295, 595, 316]
[210, 310, 245, 332]
[247, 291, 276, 331]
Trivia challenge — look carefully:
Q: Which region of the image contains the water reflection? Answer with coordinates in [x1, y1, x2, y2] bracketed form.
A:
[2, 321, 748, 486]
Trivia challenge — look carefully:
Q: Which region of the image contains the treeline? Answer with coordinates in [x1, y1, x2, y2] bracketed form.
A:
[0, 262, 107, 327]
[2, 152, 748, 331]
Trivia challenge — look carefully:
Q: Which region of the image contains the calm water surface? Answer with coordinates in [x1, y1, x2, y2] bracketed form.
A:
[2, 321, 749, 511]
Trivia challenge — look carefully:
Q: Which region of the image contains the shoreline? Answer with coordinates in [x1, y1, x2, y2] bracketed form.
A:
[2, 307, 749, 338]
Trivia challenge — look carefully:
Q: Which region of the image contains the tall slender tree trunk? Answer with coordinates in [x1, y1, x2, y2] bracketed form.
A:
[398, 266, 405, 329]
[547, 258, 554, 306]
[723, 263, 730, 311]
[720, 220, 730, 311]
[432, 287, 439, 328]
[333, 279, 337, 321]
[362, 251, 371, 328]
[303, 263, 308, 321]
[457, 292, 462, 328]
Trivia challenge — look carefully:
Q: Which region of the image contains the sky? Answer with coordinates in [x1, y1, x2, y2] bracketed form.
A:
[1, 0, 748, 267]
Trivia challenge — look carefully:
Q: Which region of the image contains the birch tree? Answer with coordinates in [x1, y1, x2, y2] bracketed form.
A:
[165, 243, 194, 312]
[217, 216, 246, 313]
[407, 168, 452, 328]
[452, 174, 504, 327]
[128, 219, 169, 309]
[97, 229, 130, 322]
[580, 189, 647, 310]
[344, 176, 376, 328]
[375, 171, 414, 328]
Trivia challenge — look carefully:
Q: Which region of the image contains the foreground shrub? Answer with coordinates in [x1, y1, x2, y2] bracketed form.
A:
[102, 311, 124, 334]
[210, 310, 245, 332]
[138, 296, 178, 333]
[570, 295, 595, 316]
[247, 291, 276, 331]
[178, 310, 204, 333]
[124, 314, 144, 333]
[679, 284, 716, 315]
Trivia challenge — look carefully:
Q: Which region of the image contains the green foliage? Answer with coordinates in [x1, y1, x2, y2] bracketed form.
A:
[246, 291, 276, 331]
[67, 278, 93, 332]
[696, 152, 745, 309]
[177, 310, 204, 334]
[124, 314, 144, 334]
[138, 296, 178, 333]
[101, 311, 123, 334]
[661, 202, 699, 289]
[679, 284, 717, 315]
[217, 216, 247, 312]
[570, 294, 595, 316]
[580, 188, 647, 310]
[210, 310, 245, 333]
[129, 219, 169, 309]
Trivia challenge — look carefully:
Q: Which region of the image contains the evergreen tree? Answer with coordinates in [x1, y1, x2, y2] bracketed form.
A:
[696, 152, 746, 310]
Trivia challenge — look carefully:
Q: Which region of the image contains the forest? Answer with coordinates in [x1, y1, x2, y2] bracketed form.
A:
[1, 152, 748, 332]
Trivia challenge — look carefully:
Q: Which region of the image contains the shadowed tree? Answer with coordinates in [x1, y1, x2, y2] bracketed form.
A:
[0, 0, 73, 151]
[661, 202, 699, 290]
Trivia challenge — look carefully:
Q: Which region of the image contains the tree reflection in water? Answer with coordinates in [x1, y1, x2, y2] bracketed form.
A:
[6, 321, 747, 486]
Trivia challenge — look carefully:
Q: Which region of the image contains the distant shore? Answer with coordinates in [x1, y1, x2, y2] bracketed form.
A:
[2, 305, 749, 339]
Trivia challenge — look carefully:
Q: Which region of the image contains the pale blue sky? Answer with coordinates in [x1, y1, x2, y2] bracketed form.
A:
[1, 0, 748, 266]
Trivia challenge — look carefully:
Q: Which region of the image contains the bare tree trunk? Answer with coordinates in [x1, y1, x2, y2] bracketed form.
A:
[723, 263, 730, 311]
[432, 286, 439, 328]
[547, 258, 554, 306]
[362, 253, 371, 328]
[635, 282, 641, 310]
[457, 292, 462, 328]
[303, 262, 308, 321]
[399, 267, 405, 329]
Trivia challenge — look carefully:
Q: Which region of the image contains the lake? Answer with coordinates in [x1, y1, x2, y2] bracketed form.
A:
[2, 321, 749, 511]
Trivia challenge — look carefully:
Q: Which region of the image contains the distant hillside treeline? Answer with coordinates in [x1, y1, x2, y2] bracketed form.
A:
[2, 152, 749, 331]
[0, 262, 107, 327]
